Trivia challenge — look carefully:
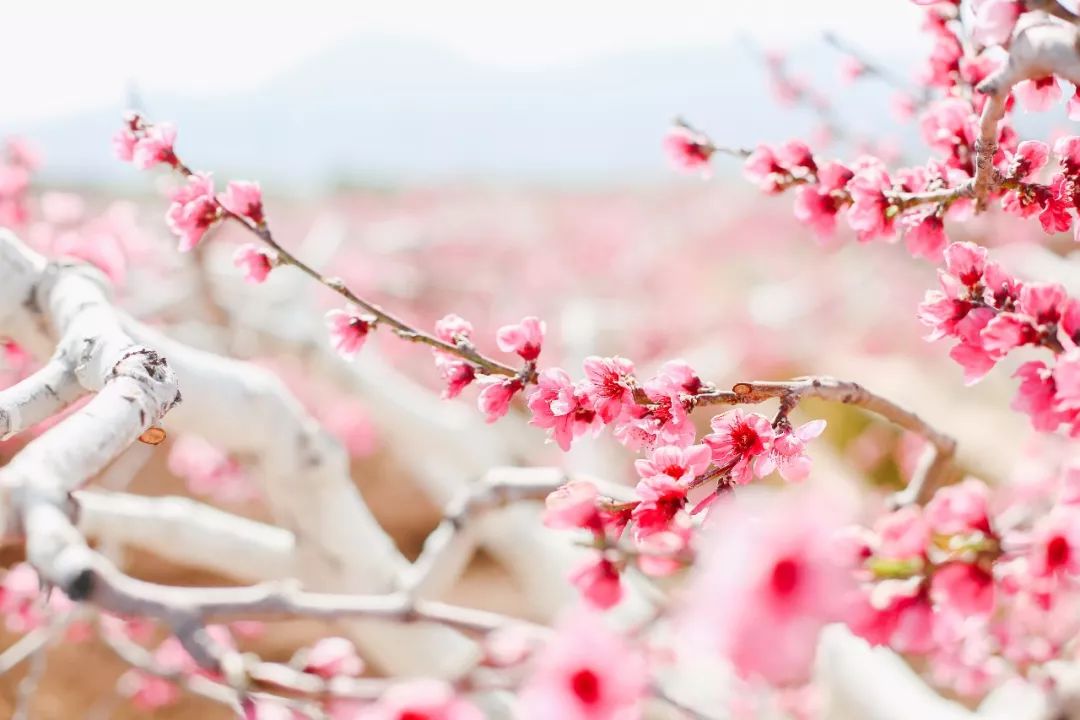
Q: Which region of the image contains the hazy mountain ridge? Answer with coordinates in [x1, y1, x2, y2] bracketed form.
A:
[16, 35, 917, 188]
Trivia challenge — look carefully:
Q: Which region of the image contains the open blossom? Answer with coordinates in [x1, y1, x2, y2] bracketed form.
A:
[874, 506, 930, 561]
[846, 163, 896, 242]
[1028, 509, 1080, 579]
[683, 491, 855, 685]
[634, 443, 710, 484]
[702, 409, 774, 485]
[519, 612, 647, 720]
[663, 124, 714, 175]
[302, 637, 363, 678]
[924, 478, 992, 536]
[582, 355, 636, 423]
[931, 562, 995, 616]
[630, 444, 709, 535]
[743, 144, 788, 194]
[901, 208, 947, 262]
[165, 173, 220, 251]
[611, 363, 697, 451]
[1005, 141, 1050, 181]
[632, 473, 693, 538]
[325, 305, 376, 359]
[219, 180, 265, 225]
[755, 419, 827, 482]
[792, 161, 853, 240]
[569, 556, 623, 610]
[527, 368, 600, 450]
[130, 123, 178, 169]
[1014, 76, 1062, 113]
[1013, 360, 1070, 431]
[478, 377, 523, 423]
[364, 679, 482, 720]
[233, 243, 276, 283]
[496, 316, 545, 361]
[971, 0, 1021, 47]
[543, 480, 602, 531]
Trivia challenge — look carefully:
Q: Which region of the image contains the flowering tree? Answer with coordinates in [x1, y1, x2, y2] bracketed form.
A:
[3, 1, 1080, 718]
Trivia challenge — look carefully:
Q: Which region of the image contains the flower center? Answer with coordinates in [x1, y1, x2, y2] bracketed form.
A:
[770, 557, 801, 596]
[1047, 535, 1071, 570]
[570, 668, 602, 705]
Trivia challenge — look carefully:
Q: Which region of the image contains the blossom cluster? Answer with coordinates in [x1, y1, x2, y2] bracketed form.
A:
[919, 241, 1080, 437]
[849, 465, 1080, 697]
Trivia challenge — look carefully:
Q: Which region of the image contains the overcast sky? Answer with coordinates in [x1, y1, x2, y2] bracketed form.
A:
[2, 1, 923, 124]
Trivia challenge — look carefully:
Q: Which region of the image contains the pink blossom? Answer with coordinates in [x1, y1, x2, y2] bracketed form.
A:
[632, 473, 688, 537]
[325, 305, 376, 360]
[1070, 88, 1080, 121]
[612, 365, 697, 451]
[364, 679, 482, 720]
[663, 125, 714, 176]
[0, 563, 44, 633]
[971, 0, 1021, 47]
[980, 312, 1038, 356]
[434, 313, 474, 344]
[131, 123, 178, 170]
[901, 209, 948, 262]
[569, 556, 623, 610]
[544, 480, 602, 532]
[924, 478, 992, 536]
[755, 419, 827, 482]
[233, 243, 276, 284]
[874, 506, 929, 561]
[683, 491, 856, 685]
[519, 612, 647, 720]
[1014, 76, 1062, 113]
[527, 368, 601, 450]
[634, 443, 710, 483]
[219, 180, 265, 225]
[1053, 349, 1080, 414]
[167, 434, 258, 504]
[164, 172, 220, 251]
[1028, 509, 1080, 579]
[1039, 174, 1075, 234]
[850, 583, 936, 654]
[496, 316, 545, 361]
[582, 355, 636, 423]
[112, 128, 138, 162]
[1005, 141, 1050, 181]
[435, 356, 476, 400]
[919, 99, 975, 155]
[303, 637, 363, 678]
[846, 164, 896, 242]
[1057, 134, 1080, 169]
[743, 144, 788, 194]
[792, 161, 854, 240]
[433, 314, 477, 399]
[931, 562, 995, 615]
[477, 377, 523, 423]
[1013, 360, 1069, 431]
[702, 409, 774, 485]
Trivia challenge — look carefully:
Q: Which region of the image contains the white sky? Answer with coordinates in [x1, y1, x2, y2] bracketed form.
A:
[1, 1, 921, 124]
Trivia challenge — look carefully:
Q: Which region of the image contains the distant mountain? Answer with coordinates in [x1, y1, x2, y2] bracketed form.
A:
[14, 35, 928, 188]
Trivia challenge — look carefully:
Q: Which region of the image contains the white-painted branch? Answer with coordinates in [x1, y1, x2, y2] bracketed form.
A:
[75, 490, 295, 583]
[0, 230, 476, 676]
[0, 359, 84, 440]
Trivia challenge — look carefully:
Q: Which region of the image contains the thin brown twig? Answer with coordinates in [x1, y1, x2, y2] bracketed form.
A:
[691, 377, 960, 504]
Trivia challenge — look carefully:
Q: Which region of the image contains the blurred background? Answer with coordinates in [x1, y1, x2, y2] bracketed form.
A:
[1, 1, 1079, 717]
